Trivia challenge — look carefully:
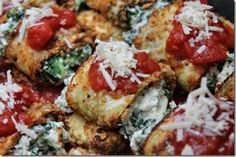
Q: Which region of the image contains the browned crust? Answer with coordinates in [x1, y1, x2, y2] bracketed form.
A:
[65, 113, 131, 155]
[143, 114, 175, 155]
[5, 21, 82, 84]
[66, 54, 176, 128]
[0, 103, 61, 155]
[216, 74, 234, 101]
[133, 0, 234, 91]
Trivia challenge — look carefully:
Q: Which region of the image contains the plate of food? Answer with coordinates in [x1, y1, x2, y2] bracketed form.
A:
[0, 0, 234, 155]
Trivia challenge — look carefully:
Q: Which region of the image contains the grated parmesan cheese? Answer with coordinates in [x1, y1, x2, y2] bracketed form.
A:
[175, 0, 224, 47]
[95, 39, 139, 78]
[3, 118, 8, 124]
[208, 26, 224, 32]
[94, 39, 148, 91]
[196, 45, 206, 54]
[181, 144, 194, 155]
[160, 77, 233, 136]
[176, 129, 183, 142]
[0, 70, 22, 111]
[135, 72, 150, 78]
[99, 63, 116, 91]
[63, 37, 72, 48]
[0, 101, 5, 114]
[130, 73, 141, 84]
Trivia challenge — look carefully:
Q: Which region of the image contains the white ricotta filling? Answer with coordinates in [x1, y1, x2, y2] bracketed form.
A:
[120, 81, 172, 154]
[217, 58, 234, 84]
[12, 121, 70, 155]
[54, 73, 74, 113]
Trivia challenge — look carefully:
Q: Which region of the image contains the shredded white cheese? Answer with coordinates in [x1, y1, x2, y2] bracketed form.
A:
[196, 45, 206, 54]
[135, 72, 150, 78]
[176, 129, 184, 142]
[175, 0, 224, 47]
[160, 77, 233, 136]
[95, 39, 139, 78]
[130, 73, 141, 84]
[99, 63, 116, 91]
[0, 70, 22, 111]
[63, 37, 72, 48]
[181, 144, 194, 155]
[94, 39, 148, 91]
[3, 118, 8, 124]
[208, 26, 224, 32]
[217, 58, 234, 83]
[0, 101, 5, 114]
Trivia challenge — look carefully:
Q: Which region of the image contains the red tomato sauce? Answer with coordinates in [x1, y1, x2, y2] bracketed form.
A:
[0, 82, 40, 137]
[27, 7, 76, 50]
[166, 1, 234, 64]
[0, 60, 61, 137]
[88, 52, 160, 94]
[171, 108, 234, 155]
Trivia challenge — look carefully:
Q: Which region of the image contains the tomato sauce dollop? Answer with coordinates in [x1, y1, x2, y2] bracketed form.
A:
[0, 83, 40, 137]
[27, 7, 76, 50]
[88, 52, 160, 94]
[166, 1, 234, 64]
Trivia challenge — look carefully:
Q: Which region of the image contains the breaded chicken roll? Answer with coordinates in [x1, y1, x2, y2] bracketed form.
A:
[134, 0, 234, 91]
[143, 77, 234, 155]
[65, 113, 130, 155]
[66, 39, 176, 129]
[2, 5, 122, 85]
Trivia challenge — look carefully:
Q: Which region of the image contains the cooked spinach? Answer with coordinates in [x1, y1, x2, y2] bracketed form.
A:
[123, 6, 151, 44]
[13, 121, 69, 155]
[161, 83, 173, 100]
[207, 73, 218, 94]
[42, 45, 92, 84]
[74, 0, 86, 11]
[3, 7, 25, 35]
[0, 7, 24, 55]
[123, 0, 173, 44]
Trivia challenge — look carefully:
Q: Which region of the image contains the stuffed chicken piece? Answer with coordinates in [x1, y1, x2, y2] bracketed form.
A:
[66, 39, 176, 128]
[85, 0, 156, 28]
[0, 67, 61, 155]
[66, 40, 176, 154]
[134, 0, 234, 91]
[143, 77, 234, 155]
[2, 4, 123, 85]
[65, 113, 130, 155]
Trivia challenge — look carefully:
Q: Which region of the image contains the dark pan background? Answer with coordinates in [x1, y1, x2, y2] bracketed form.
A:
[208, 0, 234, 23]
